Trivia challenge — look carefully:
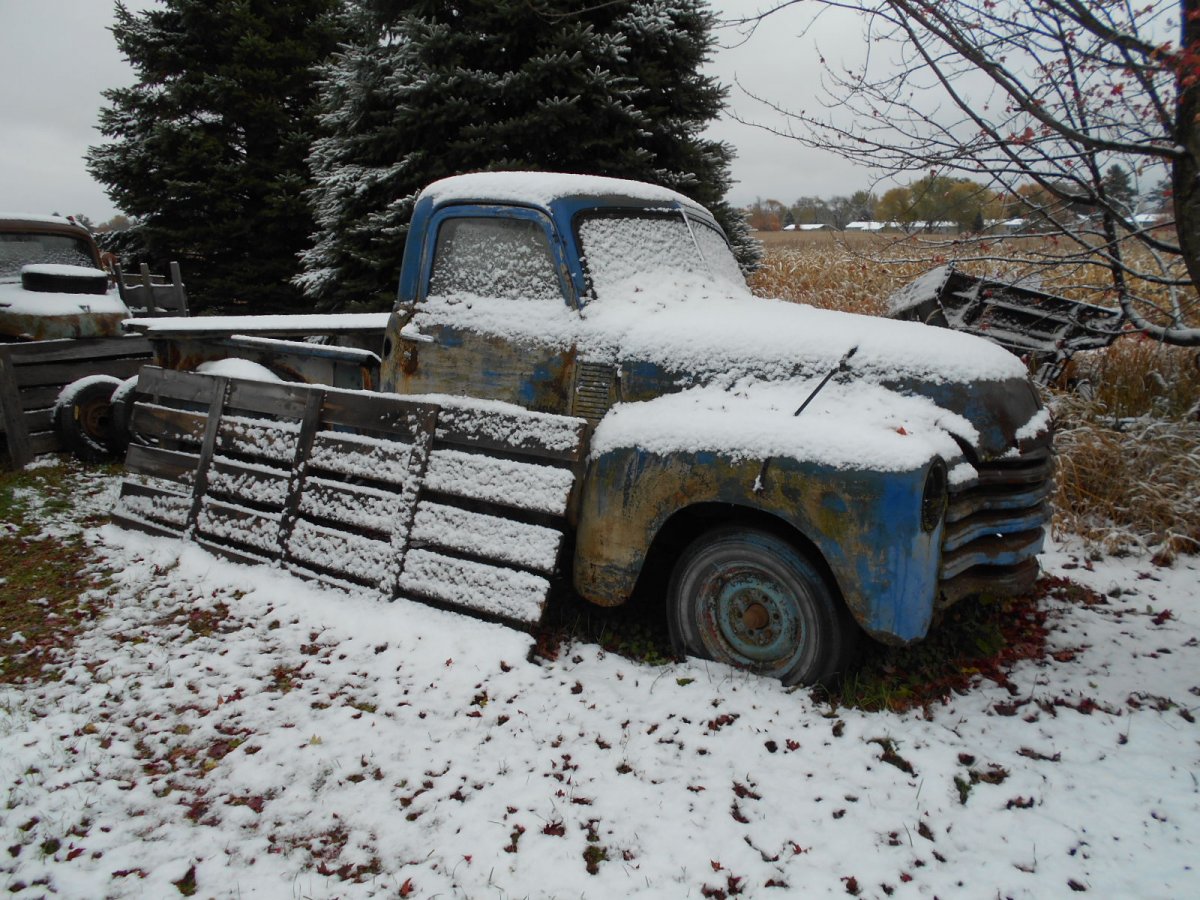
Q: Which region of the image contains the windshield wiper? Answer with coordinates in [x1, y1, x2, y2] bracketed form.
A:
[675, 201, 711, 277]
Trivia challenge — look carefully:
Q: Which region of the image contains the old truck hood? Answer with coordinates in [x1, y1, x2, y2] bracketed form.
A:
[594, 292, 1044, 462]
[413, 285, 1045, 463]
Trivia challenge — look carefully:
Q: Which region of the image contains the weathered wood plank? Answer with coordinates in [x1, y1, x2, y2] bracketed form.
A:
[134, 366, 220, 406]
[0, 337, 151, 366]
[224, 378, 314, 420]
[118, 482, 191, 529]
[27, 432, 59, 456]
[207, 457, 290, 507]
[111, 509, 188, 542]
[409, 502, 562, 574]
[128, 402, 207, 446]
[12, 357, 146, 389]
[194, 537, 272, 568]
[423, 448, 575, 516]
[185, 377, 229, 533]
[124, 443, 200, 484]
[286, 518, 397, 585]
[15, 385, 63, 410]
[0, 349, 33, 467]
[23, 408, 53, 435]
[397, 549, 550, 625]
[307, 431, 419, 484]
[318, 392, 438, 440]
[275, 389, 324, 560]
[216, 415, 300, 462]
[435, 402, 588, 463]
[196, 498, 281, 555]
[298, 476, 408, 534]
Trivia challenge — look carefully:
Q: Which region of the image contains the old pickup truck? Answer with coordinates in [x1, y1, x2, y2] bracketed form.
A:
[115, 172, 1053, 686]
[0, 213, 189, 467]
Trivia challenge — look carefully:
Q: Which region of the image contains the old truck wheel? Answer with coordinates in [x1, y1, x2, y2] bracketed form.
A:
[108, 375, 141, 453]
[667, 526, 857, 686]
[54, 376, 122, 463]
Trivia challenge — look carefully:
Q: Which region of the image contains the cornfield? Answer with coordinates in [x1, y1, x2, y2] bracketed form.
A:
[748, 232, 1200, 559]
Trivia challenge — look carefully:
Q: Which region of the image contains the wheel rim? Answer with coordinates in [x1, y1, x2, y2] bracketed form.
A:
[698, 562, 805, 669]
[79, 398, 112, 440]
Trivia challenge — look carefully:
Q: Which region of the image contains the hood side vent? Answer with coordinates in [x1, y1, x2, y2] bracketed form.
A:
[572, 361, 616, 423]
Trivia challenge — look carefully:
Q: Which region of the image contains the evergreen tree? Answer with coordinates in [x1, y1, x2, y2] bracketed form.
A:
[1101, 164, 1135, 216]
[88, 0, 353, 313]
[300, 0, 755, 309]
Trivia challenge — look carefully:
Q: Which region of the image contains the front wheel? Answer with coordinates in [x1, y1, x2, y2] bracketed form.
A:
[667, 526, 858, 686]
[54, 375, 123, 463]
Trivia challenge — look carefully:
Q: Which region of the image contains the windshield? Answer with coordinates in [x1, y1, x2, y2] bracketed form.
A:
[0, 232, 96, 280]
[577, 210, 745, 302]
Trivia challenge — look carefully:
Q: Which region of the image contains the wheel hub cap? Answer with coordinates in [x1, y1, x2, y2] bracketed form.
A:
[742, 602, 769, 630]
[706, 571, 801, 664]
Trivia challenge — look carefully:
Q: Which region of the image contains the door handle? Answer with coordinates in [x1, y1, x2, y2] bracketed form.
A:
[398, 323, 435, 344]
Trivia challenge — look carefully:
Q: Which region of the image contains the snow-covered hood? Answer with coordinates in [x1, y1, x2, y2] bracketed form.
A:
[412, 283, 1046, 469]
[0, 264, 129, 340]
[416, 280, 1025, 386]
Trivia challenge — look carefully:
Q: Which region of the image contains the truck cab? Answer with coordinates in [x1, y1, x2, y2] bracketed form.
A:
[381, 173, 1053, 685]
[0, 214, 129, 342]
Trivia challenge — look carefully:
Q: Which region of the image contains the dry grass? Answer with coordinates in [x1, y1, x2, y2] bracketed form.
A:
[1049, 391, 1200, 560]
[749, 234, 1200, 559]
[749, 232, 931, 316]
[1049, 340, 1200, 560]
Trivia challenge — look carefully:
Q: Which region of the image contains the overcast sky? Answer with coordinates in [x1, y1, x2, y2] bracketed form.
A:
[0, 0, 872, 222]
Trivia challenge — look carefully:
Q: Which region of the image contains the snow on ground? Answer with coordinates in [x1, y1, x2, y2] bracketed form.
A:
[1, 467, 1198, 899]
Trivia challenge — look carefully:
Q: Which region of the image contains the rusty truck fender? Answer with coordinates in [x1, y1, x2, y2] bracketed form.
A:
[572, 445, 944, 645]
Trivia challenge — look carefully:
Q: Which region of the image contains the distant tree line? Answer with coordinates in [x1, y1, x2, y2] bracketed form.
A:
[748, 165, 1165, 233]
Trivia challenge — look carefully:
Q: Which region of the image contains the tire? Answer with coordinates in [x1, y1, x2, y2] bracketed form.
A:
[54, 376, 123, 463]
[108, 375, 141, 454]
[667, 526, 858, 686]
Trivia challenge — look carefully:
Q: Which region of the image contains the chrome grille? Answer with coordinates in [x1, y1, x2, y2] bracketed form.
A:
[939, 447, 1053, 604]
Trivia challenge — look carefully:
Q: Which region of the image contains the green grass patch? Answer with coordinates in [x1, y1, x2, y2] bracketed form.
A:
[0, 458, 115, 684]
[536, 586, 676, 668]
[823, 582, 1052, 714]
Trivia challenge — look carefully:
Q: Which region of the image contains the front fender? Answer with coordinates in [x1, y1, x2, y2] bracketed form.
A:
[572, 447, 943, 644]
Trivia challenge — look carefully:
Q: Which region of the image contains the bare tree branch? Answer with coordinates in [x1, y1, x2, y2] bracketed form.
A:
[727, 0, 1199, 345]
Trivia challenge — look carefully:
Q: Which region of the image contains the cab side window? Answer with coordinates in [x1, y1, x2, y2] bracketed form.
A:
[428, 216, 561, 303]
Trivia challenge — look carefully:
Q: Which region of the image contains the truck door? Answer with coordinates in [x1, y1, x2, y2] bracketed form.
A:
[383, 206, 578, 416]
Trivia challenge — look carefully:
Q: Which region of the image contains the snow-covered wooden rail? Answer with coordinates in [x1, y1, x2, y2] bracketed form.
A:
[113, 367, 588, 625]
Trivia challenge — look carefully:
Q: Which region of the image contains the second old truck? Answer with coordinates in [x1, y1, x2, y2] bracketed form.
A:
[123, 172, 1054, 685]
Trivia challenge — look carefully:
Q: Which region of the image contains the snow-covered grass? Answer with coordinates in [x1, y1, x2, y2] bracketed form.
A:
[1, 461, 1198, 898]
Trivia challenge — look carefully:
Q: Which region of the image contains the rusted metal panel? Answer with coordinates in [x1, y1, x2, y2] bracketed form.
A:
[0, 309, 128, 342]
[888, 265, 1124, 383]
[386, 323, 578, 417]
[573, 447, 944, 643]
[148, 334, 380, 392]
